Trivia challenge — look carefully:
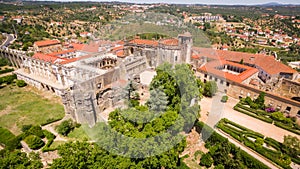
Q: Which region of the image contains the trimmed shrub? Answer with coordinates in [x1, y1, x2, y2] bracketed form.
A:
[0, 68, 14, 75]
[41, 130, 56, 152]
[16, 80, 27, 87]
[221, 95, 228, 102]
[0, 74, 17, 85]
[274, 122, 300, 135]
[0, 127, 21, 150]
[21, 124, 33, 132]
[255, 138, 264, 147]
[0, 127, 16, 146]
[27, 126, 44, 138]
[56, 119, 76, 136]
[234, 106, 273, 123]
[24, 135, 45, 150]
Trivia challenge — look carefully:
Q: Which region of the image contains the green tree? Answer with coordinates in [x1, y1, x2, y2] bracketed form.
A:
[0, 150, 42, 169]
[282, 135, 300, 159]
[56, 120, 75, 136]
[147, 87, 168, 113]
[200, 153, 213, 167]
[203, 81, 218, 97]
[254, 92, 265, 109]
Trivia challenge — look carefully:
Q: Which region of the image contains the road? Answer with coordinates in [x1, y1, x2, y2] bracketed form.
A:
[1, 34, 14, 48]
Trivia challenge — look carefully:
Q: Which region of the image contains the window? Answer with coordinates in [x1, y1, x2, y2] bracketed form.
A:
[209, 76, 212, 80]
[226, 82, 230, 87]
[285, 107, 291, 112]
[214, 77, 218, 82]
[175, 56, 178, 62]
[220, 80, 224, 84]
[204, 74, 208, 78]
[97, 83, 102, 89]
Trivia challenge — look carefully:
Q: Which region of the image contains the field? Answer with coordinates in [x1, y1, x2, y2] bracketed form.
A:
[0, 85, 65, 135]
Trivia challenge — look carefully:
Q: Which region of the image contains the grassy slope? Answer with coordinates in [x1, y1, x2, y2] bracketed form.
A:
[0, 85, 65, 135]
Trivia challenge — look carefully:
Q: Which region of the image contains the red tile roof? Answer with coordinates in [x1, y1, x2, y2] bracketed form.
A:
[60, 57, 78, 64]
[193, 48, 297, 76]
[198, 60, 258, 83]
[116, 50, 125, 58]
[159, 38, 178, 46]
[112, 46, 123, 52]
[34, 39, 61, 47]
[32, 53, 64, 63]
[69, 43, 84, 50]
[48, 49, 76, 56]
[129, 39, 158, 46]
[216, 50, 297, 75]
[81, 42, 100, 53]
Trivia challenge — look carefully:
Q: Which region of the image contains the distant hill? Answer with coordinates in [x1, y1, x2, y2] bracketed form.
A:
[255, 2, 297, 6]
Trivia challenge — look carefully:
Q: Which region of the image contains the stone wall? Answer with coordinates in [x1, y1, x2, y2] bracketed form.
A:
[227, 82, 300, 117]
[280, 79, 300, 97]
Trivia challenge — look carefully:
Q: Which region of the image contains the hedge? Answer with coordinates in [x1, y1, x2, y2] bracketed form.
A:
[274, 121, 300, 135]
[0, 127, 21, 150]
[221, 118, 248, 131]
[264, 137, 282, 151]
[218, 119, 292, 169]
[0, 127, 15, 146]
[41, 118, 63, 126]
[0, 68, 14, 75]
[234, 106, 273, 123]
[41, 130, 56, 152]
[24, 135, 45, 150]
[194, 121, 269, 169]
[236, 103, 300, 135]
[0, 74, 17, 85]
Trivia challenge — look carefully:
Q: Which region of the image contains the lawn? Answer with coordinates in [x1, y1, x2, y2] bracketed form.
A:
[49, 141, 66, 149]
[68, 125, 91, 141]
[0, 85, 65, 135]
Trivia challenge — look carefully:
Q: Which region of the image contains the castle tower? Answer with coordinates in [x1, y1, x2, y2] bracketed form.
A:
[178, 32, 193, 64]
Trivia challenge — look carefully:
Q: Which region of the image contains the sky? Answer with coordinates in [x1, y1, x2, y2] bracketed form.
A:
[44, 0, 300, 5]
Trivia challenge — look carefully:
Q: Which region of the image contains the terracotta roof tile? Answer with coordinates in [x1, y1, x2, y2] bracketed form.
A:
[48, 49, 76, 56]
[116, 50, 125, 58]
[32, 53, 64, 63]
[198, 60, 258, 83]
[129, 39, 158, 46]
[69, 43, 84, 50]
[193, 48, 297, 76]
[34, 39, 61, 47]
[159, 38, 178, 46]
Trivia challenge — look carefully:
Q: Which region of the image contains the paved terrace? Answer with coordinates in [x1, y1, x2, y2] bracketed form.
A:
[199, 92, 300, 143]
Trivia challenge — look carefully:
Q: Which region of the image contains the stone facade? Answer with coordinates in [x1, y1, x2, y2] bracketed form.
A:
[2, 33, 299, 125]
[227, 82, 300, 117]
[0, 33, 193, 126]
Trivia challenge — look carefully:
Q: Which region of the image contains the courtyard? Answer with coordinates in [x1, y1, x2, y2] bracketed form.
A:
[199, 92, 300, 142]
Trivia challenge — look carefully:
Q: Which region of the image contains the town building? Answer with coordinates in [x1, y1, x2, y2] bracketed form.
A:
[192, 48, 300, 117]
[33, 39, 62, 53]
